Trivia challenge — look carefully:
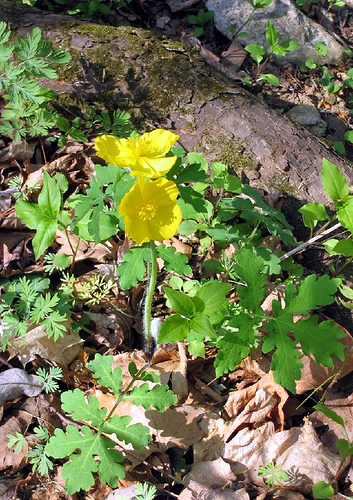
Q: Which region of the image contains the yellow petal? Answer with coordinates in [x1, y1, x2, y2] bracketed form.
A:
[142, 178, 179, 204]
[124, 217, 153, 244]
[118, 181, 141, 219]
[95, 135, 122, 165]
[133, 156, 177, 178]
[150, 203, 182, 241]
[140, 129, 179, 158]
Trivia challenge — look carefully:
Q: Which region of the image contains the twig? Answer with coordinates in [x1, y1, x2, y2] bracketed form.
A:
[280, 222, 342, 261]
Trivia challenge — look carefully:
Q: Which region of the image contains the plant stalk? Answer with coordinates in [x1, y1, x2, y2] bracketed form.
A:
[144, 240, 158, 357]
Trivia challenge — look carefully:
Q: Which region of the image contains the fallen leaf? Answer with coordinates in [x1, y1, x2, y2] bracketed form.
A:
[179, 457, 248, 500]
[221, 419, 340, 492]
[221, 40, 247, 71]
[0, 368, 43, 405]
[223, 388, 282, 440]
[8, 321, 83, 365]
[224, 371, 288, 429]
[0, 416, 29, 472]
[0, 141, 36, 164]
[310, 388, 353, 449]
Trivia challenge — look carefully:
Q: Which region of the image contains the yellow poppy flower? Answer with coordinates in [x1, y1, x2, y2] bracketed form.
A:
[119, 177, 182, 244]
[95, 129, 179, 179]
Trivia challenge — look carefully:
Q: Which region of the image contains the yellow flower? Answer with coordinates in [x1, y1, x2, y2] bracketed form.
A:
[95, 129, 179, 179]
[119, 177, 182, 244]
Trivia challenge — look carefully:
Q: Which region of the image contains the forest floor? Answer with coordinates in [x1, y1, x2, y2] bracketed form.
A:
[1, 1, 353, 500]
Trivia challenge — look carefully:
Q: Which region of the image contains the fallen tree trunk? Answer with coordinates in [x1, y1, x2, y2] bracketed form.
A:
[1, 0, 352, 209]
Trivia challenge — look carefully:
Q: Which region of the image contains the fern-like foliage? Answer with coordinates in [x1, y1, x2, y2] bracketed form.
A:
[45, 354, 177, 494]
[0, 276, 70, 348]
[0, 22, 70, 141]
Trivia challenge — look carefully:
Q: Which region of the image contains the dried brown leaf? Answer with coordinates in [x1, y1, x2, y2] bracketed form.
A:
[8, 321, 83, 366]
[0, 416, 29, 472]
[221, 419, 340, 492]
[0, 368, 43, 405]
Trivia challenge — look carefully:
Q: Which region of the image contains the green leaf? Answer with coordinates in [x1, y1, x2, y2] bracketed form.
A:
[263, 317, 303, 393]
[299, 202, 327, 229]
[252, 0, 274, 9]
[325, 239, 353, 256]
[45, 425, 125, 494]
[61, 389, 107, 426]
[333, 141, 346, 154]
[164, 287, 195, 318]
[305, 58, 317, 69]
[254, 247, 281, 275]
[15, 200, 44, 228]
[312, 481, 334, 499]
[88, 209, 119, 244]
[245, 43, 266, 64]
[281, 39, 299, 52]
[56, 116, 70, 132]
[215, 314, 259, 376]
[194, 281, 231, 316]
[32, 219, 58, 259]
[125, 383, 177, 412]
[116, 246, 151, 290]
[38, 171, 62, 217]
[266, 21, 278, 46]
[128, 362, 160, 383]
[336, 439, 353, 461]
[321, 158, 349, 201]
[156, 245, 191, 275]
[259, 73, 280, 87]
[158, 314, 189, 343]
[241, 184, 296, 245]
[189, 314, 215, 339]
[54, 253, 71, 269]
[234, 248, 267, 312]
[313, 403, 345, 428]
[339, 284, 353, 300]
[7, 432, 26, 453]
[188, 340, 205, 358]
[290, 274, 341, 314]
[345, 130, 353, 144]
[293, 316, 345, 367]
[102, 415, 151, 450]
[193, 26, 204, 38]
[178, 219, 202, 236]
[315, 42, 328, 57]
[88, 354, 123, 395]
[337, 200, 353, 234]
[187, 14, 199, 24]
[69, 127, 88, 142]
[178, 186, 213, 221]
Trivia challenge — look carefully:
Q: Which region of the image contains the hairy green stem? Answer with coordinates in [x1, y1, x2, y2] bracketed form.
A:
[144, 241, 158, 356]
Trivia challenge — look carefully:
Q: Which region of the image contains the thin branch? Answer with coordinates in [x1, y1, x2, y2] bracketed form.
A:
[280, 222, 342, 261]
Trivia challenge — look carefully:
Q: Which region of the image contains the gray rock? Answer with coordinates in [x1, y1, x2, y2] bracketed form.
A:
[286, 104, 327, 136]
[206, 0, 344, 66]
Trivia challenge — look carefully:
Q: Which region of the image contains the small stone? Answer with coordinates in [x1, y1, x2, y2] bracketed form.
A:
[156, 16, 171, 30]
[206, 0, 344, 66]
[286, 104, 327, 136]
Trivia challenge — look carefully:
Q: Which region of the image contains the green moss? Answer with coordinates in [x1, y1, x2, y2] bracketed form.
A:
[269, 173, 297, 195]
[201, 133, 257, 173]
[74, 23, 118, 42]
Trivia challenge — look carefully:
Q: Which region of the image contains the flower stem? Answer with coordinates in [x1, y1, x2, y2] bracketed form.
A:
[144, 240, 158, 357]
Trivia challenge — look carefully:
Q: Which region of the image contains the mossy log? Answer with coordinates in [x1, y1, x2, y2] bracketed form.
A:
[1, 0, 352, 210]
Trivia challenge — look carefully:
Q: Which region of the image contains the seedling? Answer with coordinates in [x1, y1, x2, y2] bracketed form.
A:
[187, 9, 214, 38]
